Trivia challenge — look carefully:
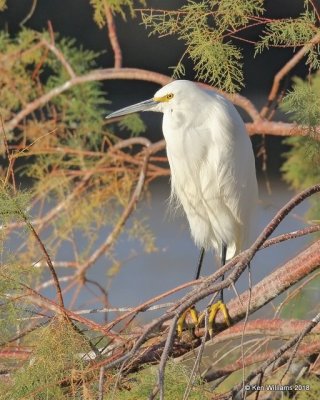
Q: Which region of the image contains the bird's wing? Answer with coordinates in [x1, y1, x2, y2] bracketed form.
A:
[198, 95, 258, 252]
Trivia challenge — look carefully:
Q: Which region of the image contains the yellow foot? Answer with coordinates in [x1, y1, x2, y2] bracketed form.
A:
[198, 300, 231, 337]
[177, 306, 198, 337]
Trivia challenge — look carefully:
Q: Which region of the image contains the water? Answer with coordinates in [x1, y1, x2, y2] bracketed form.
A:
[69, 177, 315, 322]
[8, 177, 314, 323]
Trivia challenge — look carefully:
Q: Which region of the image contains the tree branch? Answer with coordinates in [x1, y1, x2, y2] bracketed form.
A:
[104, 2, 122, 68]
[5, 67, 319, 140]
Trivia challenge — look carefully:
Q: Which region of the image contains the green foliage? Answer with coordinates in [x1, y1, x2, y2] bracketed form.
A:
[127, 216, 157, 253]
[0, 28, 107, 144]
[113, 361, 211, 399]
[281, 75, 320, 129]
[0, 185, 40, 343]
[0, 260, 38, 344]
[256, 11, 320, 69]
[280, 74, 320, 220]
[141, 0, 264, 92]
[280, 375, 320, 400]
[90, 0, 145, 26]
[280, 274, 320, 320]
[0, 27, 155, 266]
[1, 319, 93, 399]
[118, 113, 146, 136]
[0, 185, 30, 223]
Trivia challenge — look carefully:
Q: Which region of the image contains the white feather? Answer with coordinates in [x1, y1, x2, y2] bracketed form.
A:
[155, 81, 258, 260]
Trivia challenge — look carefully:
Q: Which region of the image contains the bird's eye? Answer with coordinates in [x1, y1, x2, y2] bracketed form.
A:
[166, 93, 174, 100]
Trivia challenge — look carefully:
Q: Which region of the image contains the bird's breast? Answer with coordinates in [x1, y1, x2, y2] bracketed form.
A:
[162, 109, 209, 159]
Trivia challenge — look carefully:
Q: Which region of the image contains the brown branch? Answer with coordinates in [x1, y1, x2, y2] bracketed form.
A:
[0, 151, 116, 233]
[22, 215, 65, 310]
[211, 319, 320, 344]
[105, 223, 320, 333]
[3, 68, 169, 132]
[1, 116, 16, 192]
[24, 285, 124, 342]
[229, 312, 320, 399]
[101, 185, 320, 373]
[3, 65, 319, 141]
[0, 140, 168, 264]
[0, 348, 31, 360]
[104, 2, 122, 68]
[246, 120, 320, 139]
[41, 39, 76, 79]
[76, 141, 152, 278]
[116, 239, 320, 375]
[309, 0, 320, 21]
[28, 222, 320, 330]
[205, 239, 320, 327]
[203, 340, 320, 383]
[3, 42, 320, 141]
[260, 33, 320, 118]
[261, 224, 320, 249]
[19, 0, 38, 26]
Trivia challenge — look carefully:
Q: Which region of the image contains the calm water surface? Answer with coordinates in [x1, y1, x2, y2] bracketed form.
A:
[54, 178, 318, 322]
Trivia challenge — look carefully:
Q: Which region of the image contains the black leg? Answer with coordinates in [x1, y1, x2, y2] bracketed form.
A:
[194, 247, 205, 280]
[219, 243, 227, 302]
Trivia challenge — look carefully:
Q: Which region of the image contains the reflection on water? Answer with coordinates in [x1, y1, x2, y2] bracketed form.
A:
[60, 177, 316, 322]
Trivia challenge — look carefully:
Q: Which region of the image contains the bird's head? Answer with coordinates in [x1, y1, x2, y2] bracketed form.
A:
[105, 80, 199, 119]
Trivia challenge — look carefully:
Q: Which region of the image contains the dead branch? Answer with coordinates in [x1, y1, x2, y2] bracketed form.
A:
[246, 120, 320, 139]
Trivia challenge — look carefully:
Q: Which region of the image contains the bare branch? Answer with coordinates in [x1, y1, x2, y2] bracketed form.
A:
[260, 33, 320, 118]
[230, 312, 320, 399]
[104, 2, 122, 68]
[41, 39, 76, 79]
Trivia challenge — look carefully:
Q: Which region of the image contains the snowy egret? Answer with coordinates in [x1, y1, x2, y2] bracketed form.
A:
[106, 80, 258, 334]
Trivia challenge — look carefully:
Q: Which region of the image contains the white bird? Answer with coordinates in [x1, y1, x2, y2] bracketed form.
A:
[106, 80, 258, 331]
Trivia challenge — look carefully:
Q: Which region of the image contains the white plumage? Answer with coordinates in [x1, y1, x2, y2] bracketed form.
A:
[107, 80, 258, 261]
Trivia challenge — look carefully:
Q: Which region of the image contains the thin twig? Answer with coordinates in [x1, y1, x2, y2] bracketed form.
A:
[19, 0, 38, 26]
[18, 209, 65, 310]
[98, 366, 105, 400]
[241, 264, 252, 400]
[230, 312, 320, 399]
[76, 143, 151, 277]
[104, 2, 122, 68]
[102, 185, 320, 372]
[183, 310, 209, 400]
[260, 33, 320, 118]
[158, 315, 179, 400]
[1, 116, 16, 192]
